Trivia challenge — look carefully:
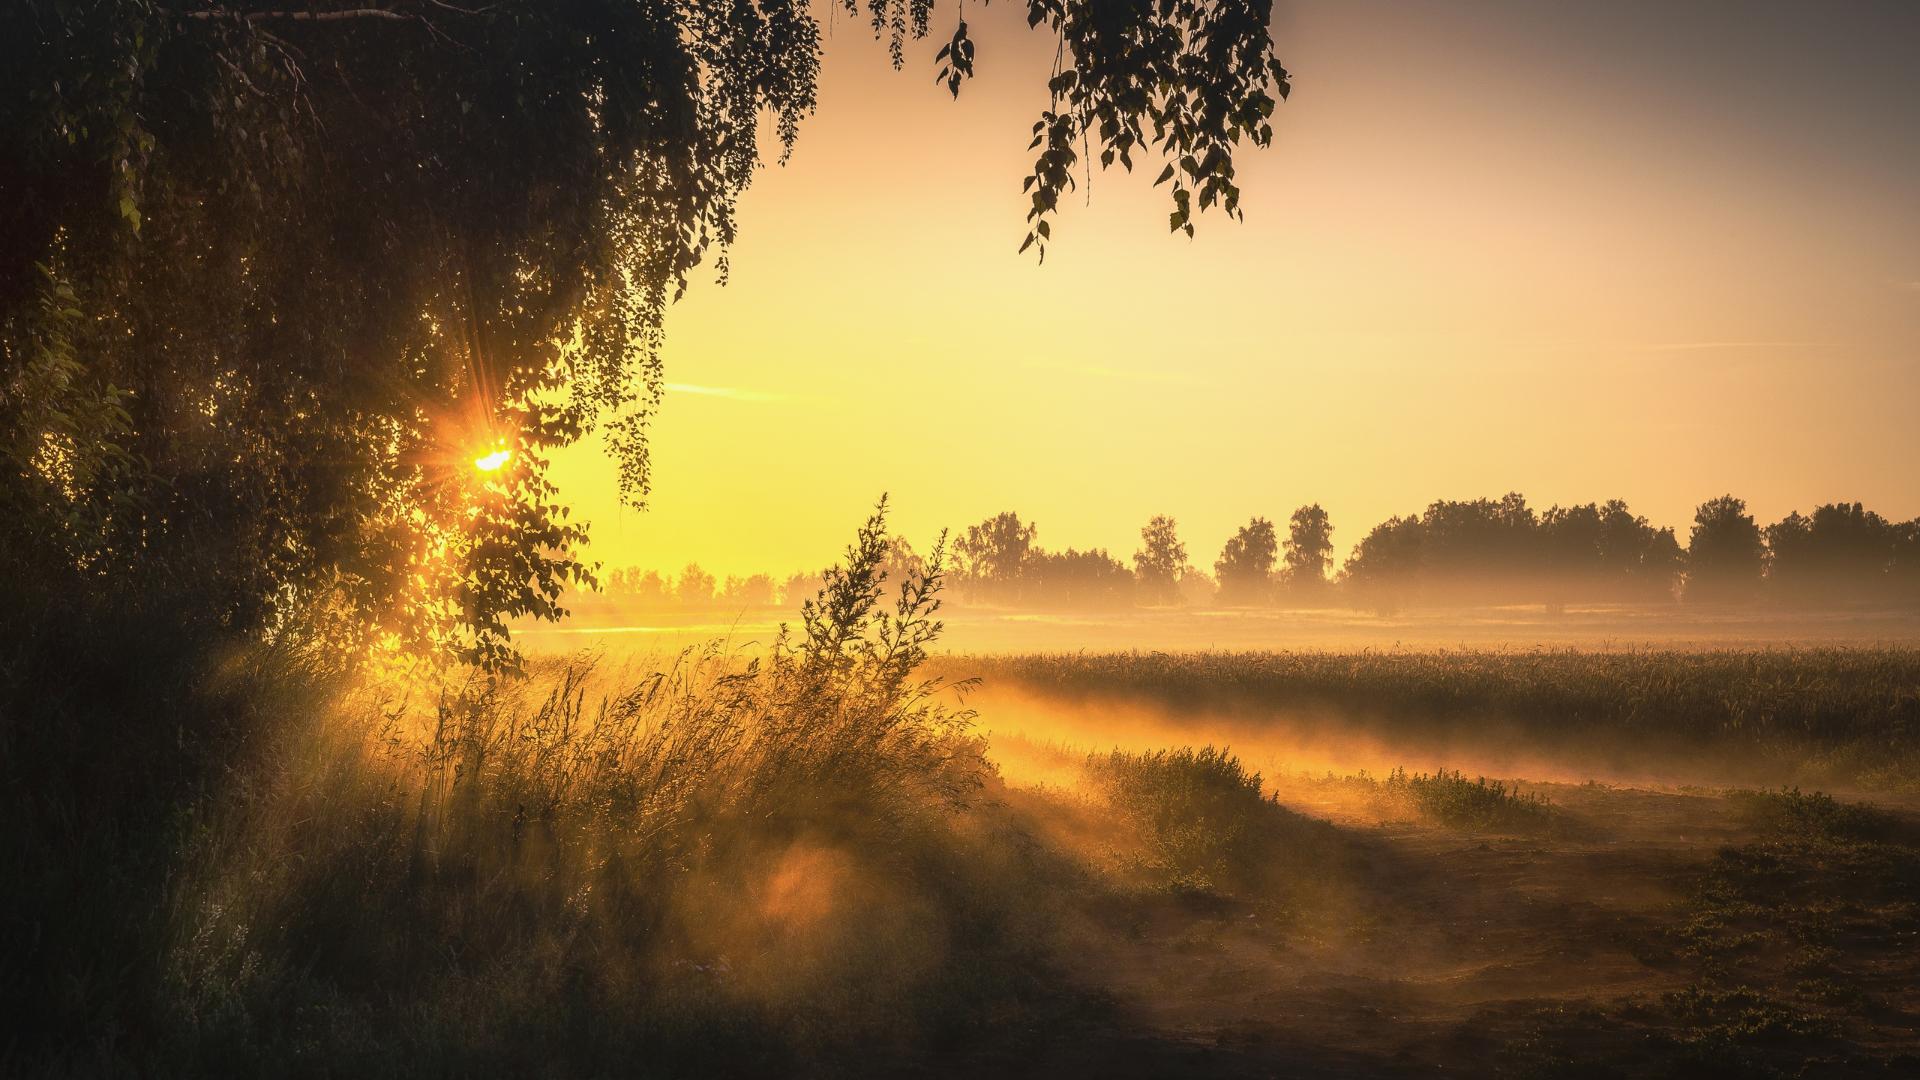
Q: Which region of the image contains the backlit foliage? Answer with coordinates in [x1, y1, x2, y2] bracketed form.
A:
[0, 1, 1291, 668]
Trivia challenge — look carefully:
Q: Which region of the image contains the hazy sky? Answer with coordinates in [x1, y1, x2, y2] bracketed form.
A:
[549, 0, 1920, 579]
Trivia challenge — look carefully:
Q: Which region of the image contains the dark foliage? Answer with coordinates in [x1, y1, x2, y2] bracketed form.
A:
[1213, 515, 1277, 604]
[0, 0, 1291, 670]
[1343, 494, 1685, 609]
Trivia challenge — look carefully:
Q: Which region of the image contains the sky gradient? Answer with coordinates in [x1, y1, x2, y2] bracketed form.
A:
[549, 0, 1920, 579]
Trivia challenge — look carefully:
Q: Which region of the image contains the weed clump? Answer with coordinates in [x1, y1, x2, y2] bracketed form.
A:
[1382, 767, 1556, 832]
[1078, 745, 1344, 900]
[1285, 766, 1557, 833]
[1081, 746, 1269, 892]
[1725, 787, 1903, 844]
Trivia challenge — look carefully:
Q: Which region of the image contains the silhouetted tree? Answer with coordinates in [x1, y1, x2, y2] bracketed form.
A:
[1178, 564, 1218, 607]
[1892, 519, 1920, 605]
[781, 570, 825, 608]
[1215, 516, 1278, 604]
[1766, 502, 1900, 605]
[1029, 547, 1135, 609]
[954, 512, 1038, 603]
[1539, 502, 1606, 603]
[1596, 499, 1685, 600]
[0, 0, 1291, 670]
[878, 536, 928, 590]
[676, 564, 717, 607]
[1416, 493, 1539, 601]
[1686, 495, 1764, 602]
[1533, 500, 1681, 604]
[1282, 504, 1334, 599]
[616, 495, 1913, 616]
[1341, 514, 1424, 612]
[606, 567, 671, 608]
[1134, 515, 1188, 606]
[720, 573, 778, 608]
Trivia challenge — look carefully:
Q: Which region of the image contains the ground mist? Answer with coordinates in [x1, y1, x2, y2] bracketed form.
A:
[10, 552, 1920, 1075]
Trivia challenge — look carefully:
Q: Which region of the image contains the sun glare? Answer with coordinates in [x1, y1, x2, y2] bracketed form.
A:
[473, 447, 511, 473]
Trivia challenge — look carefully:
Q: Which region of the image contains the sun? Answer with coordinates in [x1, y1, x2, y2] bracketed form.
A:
[473, 446, 511, 473]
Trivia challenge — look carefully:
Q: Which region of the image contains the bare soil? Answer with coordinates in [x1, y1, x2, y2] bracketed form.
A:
[960, 768, 1920, 1077]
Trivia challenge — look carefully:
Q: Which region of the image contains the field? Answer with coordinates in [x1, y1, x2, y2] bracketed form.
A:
[18, 5, 1920, 1076]
[34, 624, 1920, 1077]
[938, 650, 1920, 1075]
[517, 602, 1920, 655]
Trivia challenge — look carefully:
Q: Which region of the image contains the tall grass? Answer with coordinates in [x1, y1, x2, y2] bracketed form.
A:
[9, 503, 1089, 1075]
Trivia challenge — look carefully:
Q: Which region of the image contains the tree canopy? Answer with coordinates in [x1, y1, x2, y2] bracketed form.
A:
[1214, 515, 1276, 603]
[1686, 495, 1765, 602]
[0, 0, 1291, 668]
[1281, 503, 1332, 591]
[1341, 494, 1684, 610]
[1133, 513, 1186, 605]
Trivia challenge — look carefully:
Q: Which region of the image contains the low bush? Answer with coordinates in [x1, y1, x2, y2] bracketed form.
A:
[1382, 767, 1556, 832]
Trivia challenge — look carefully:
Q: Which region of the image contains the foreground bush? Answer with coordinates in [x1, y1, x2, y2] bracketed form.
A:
[1077, 745, 1349, 905]
[1081, 746, 1271, 893]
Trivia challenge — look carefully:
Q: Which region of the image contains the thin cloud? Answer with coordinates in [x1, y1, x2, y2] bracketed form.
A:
[664, 382, 782, 402]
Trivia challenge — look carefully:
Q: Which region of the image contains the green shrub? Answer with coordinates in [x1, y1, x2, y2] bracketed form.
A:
[1081, 745, 1271, 893]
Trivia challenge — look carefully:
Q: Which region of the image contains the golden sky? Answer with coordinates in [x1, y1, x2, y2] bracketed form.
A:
[549, 0, 1920, 579]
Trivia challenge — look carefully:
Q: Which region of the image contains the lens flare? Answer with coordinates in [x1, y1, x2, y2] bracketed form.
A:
[473, 447, 511, 473]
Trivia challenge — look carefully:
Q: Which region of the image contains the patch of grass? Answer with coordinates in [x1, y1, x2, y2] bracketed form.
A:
[1080, 745, 1272, 893]
[1281, 766, 1557, 833]
[12, 507, 1106, 1075]
[1383, 767, 1556, 832]
[1725, 787, 1905, 844]
[1079, 745, 1340, 898]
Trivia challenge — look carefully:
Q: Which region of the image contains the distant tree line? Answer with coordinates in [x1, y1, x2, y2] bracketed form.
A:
[591, 495, 1920, 614]
[1341, 495, 1683, 609]
[1341, 494, 1920, 610]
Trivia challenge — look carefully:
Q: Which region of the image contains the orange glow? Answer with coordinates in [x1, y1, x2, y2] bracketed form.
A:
[474, 447, 511, 473]
[545, 3, 1920, 580]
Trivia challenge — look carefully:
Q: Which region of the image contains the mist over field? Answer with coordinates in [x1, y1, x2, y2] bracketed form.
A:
[8, 1, 1920, 1077]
